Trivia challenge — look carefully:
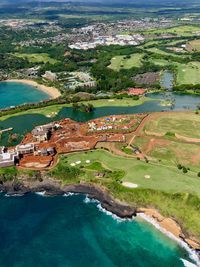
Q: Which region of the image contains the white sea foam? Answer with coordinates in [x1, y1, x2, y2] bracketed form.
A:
[5, 193, 24, 197]
[138, 213, 200, 267]
[96, 202, 128, 222]
[181, 259, 199, 267]
[62, 192, 200, 266]
[83, 194, 132, 222]
[63, 192, 79, 197]
[35, 191, 46, 196]
[83, 195, 98, 204]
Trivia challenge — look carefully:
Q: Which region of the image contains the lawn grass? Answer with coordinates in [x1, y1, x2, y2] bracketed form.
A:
[150, 140, 200, 169]
[57, 149, 200, 239]
[108, 53, 144, 71]
[0, 97, 153, 122]
[150, 56, 200, 85]
[149, 58, 172, 67]
[142, 25, 200, 37]
[187, 39, 200, 52]
[147, 47, 183, 58]
[14, 53, 59, 64]
[176, 62, 200, 85]
[144, 112, 200, 138]
[64, 150, 200, 196]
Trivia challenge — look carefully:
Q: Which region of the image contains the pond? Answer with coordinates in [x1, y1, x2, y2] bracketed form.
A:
[0, 92, 200, 146]
[160, 71, 174, 90]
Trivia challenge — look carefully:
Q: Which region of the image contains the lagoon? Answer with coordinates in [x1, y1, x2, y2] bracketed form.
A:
[0, 91, 200, 146]
[0, 82, 50, 109]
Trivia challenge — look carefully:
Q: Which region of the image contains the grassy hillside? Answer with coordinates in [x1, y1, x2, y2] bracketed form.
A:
[108, 53, 144, 71]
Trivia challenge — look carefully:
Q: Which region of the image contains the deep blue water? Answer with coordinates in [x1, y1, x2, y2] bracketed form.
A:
[0, 82, 50, 109]
[0, 193, 196, 267]
[0, 83, 200, 266]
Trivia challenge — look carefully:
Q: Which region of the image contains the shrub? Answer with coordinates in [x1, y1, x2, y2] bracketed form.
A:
[182, 167, 188, 173]
[177, 164, 182, 170]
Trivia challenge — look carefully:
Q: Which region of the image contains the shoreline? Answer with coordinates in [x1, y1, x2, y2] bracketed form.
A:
[137, 212, 200, 267]
[0, 179, 200, 255]
[4, 79, 61, 99]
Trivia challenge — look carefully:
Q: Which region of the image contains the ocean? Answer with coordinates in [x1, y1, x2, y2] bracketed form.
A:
[0, 82, 50, 109]
[0, 193, 198, 267]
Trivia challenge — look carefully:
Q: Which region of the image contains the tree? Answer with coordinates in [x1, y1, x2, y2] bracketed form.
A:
[182, 167, 188, 173]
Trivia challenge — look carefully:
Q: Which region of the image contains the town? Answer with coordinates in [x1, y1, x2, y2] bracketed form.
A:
[68, 34, 145, 50]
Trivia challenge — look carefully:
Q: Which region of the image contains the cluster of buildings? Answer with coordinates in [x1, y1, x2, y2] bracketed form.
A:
[0, 19, 60, 32]
[69, 34, 144, 50]
[88, 115, 145, 133]
[0, 147, 18, 168]
[127, 88, 147, 96]
[42, 71, 57, 82]
[72, 19, 173, 37]
[0, 123, 57, 168]
[61, 72, 96, 90]
[120, 88, 147, 96]
[0, 19, 38, 29]
[0, 115, 146, 169]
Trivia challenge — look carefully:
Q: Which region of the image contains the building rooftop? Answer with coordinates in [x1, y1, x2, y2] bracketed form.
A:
[128, 88, 146, 95]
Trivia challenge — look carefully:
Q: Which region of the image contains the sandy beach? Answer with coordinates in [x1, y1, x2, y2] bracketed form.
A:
[5, 79, 61, 99]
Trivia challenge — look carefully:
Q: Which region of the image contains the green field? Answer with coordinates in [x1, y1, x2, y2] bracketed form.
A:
[14, 53, 59, 64]
[147, 47, 183, 58]
[150, 140, 200, 168]
[150, 56, 200, 85]
[142, 25, 200, 37]
[176, 62, 200, 85]
[65, 150, 200, 195]
[56, 149, 200, 239]
[131, 112, 200, 174]
[108, 53, 144, 71]
[150, 58, 172, 67]
[0, 97, 153, 122]
[144, 112, 200, 138]
[187, 39, 200, 52]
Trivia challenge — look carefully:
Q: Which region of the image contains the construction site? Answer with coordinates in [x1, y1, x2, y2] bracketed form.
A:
[0, 114, 147, 170]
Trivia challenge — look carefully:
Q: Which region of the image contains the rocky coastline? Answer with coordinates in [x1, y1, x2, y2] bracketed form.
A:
[0, 179, 136, 219]
[0, 178, 200, 256]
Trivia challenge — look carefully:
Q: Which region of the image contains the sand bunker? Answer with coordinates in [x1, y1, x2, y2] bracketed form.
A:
[122, 182, 138, 188]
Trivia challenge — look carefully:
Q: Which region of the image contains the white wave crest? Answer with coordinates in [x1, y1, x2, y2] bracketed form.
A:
[138, 213, 200, 267]
[5, 193, 24, 197]
[97, 202, 133, 223]
[35, 191, 46, 196]
[63, 192, 79, 197]
[83, 195, 98, 204]
[181, 259, 199, 267]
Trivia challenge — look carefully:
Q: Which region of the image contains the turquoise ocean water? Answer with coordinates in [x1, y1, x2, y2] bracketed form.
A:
[0, 193, 198, 267]
[0, 82, 50, 109]
[0, 81, 200, 266]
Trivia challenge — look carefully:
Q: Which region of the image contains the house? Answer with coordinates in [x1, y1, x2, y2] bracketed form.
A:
[0, 147, 18, 167]
[16, 143, 35, 155]
[38, 147, 55, 156]
[42, 71, 57, 81]
[32, 123, 54, 142]
[128, 88, 146, 96]
[95, 172, 105, 178]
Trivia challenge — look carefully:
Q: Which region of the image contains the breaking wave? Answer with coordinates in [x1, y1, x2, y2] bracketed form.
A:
[138, 213, 200, 267]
